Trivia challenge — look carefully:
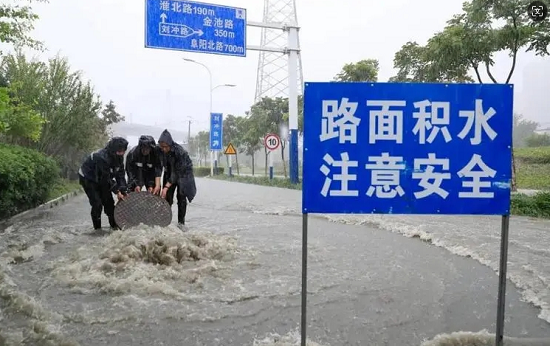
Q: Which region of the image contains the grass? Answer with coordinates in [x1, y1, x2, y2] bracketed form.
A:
[210, 174, 302, 190]
[211, 147, 550, 219]
[47, 179, 82, 201]
[515, 146, 550, 190]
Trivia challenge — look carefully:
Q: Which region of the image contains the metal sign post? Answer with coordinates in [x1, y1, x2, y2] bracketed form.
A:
[495, 214, 510, 346]
[223, 142, 237, 176]
[301, 82, 513, 346]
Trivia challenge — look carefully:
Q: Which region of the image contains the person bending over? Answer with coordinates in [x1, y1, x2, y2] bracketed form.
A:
[78, 137, 129, 230]
[158, 129, 196, 229]
[126, 135, 162, 194]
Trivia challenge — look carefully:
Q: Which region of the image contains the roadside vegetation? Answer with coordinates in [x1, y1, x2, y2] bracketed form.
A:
[2, 0, 549, 220]
[210, 147, 550, 219]
[0, 1, 125, 219]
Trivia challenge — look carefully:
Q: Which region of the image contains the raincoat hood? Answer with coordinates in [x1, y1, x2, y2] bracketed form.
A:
[106, 137, 129, 154]
[158, 129, 174, 146]
[138, 135, 156, 149]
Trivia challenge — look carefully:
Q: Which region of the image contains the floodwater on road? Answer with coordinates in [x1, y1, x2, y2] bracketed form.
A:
[1, 177, 549, 346]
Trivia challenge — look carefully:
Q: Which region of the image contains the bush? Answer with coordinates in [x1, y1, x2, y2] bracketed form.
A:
[0, 143, 60, 219]
[193, 166, 224, 177]
[525, 134, 550, 148]
[511, 192, 550, 219]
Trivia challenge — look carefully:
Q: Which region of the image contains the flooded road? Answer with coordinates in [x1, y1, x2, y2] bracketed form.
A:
[1, 178, 549, 345]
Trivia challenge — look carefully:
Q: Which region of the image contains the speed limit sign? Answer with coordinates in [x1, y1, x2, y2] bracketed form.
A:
[264, 133, 280, 151]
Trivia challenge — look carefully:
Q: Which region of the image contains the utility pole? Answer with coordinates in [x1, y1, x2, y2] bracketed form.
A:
[187, 119, 191, 146]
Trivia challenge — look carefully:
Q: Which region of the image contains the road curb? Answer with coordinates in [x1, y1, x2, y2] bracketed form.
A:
[7, 188, 84, 222]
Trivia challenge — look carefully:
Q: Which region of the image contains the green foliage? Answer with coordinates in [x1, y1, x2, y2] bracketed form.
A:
[0, 85, 44, 141]
[222, 114, 239, 146]
[0, 0, 47, 52]
[47, 179, 81, 201]
[525, 133, 550, 147]
[390, 0, 550, 83]
[1, 50, 111, 178]
[101, 100, 125, 126]
[334, 59, 379, 82]
[193, 166, 224, 177]
[513, 113, 538, 148]
[513, 147, 550, 189]
[511, 192, 550, 218]
[0, 143, 59, 219]
[188, 130, 210, 165]
[515, 146, 550, 163]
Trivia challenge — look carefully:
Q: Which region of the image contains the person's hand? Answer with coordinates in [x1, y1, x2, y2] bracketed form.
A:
[147, 187, 153, 193]
[117, 192, 125, 201]
[161, 187, 168, 199]
[134, 186, 141, 192]
[152, 185, 161, 195]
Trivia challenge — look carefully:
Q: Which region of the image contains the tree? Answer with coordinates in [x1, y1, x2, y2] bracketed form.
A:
[238, 114, 263, 175]
[390, 0, 550, 83]
[1, 51, 109, 178]
[191, 130, 210, 166]
[101, 100, 125, 126]
[513, 113, 538, 148]
[250, 97, 289, 175]
[0, 86, 44, 142]
[0, 0, 47, 53]
[222, 114, 245, 174]
[390, 0, 550, 190]
[334, 59, 379, 82]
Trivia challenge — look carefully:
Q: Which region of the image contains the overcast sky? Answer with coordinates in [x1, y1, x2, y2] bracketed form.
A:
[24, 0, 550, 134]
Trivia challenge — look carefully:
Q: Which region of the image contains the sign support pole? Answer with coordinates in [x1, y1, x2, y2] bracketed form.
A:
[495, 214, 510, 346]
[214, 151, 218, 175]
[210, 151, 214, 176]
[301, 213, 308, 346]
[269, 152, 274, 179]
[228, 155, 233, 176]
[287, 25, 300, 185]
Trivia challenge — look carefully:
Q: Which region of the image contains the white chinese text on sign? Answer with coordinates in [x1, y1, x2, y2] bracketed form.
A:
[302, 82, 513, 215]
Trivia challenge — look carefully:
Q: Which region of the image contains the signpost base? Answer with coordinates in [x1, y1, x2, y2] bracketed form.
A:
[495, 214, 510, 346]
[301, 213, 308, 346]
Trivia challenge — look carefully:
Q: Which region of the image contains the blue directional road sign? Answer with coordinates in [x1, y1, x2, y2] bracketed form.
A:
[145, 0, 247, 57]
[210, 113, 223, 150]
[302, 82, 513, 215]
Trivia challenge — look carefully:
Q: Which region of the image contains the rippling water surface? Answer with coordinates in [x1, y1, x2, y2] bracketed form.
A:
[1, 178, 549, 345]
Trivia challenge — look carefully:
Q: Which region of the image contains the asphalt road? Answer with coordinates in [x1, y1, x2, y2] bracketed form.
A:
[0, 178, 549, 346]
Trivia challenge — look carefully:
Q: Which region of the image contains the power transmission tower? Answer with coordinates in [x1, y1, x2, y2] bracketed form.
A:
[254, 0, 304, 102]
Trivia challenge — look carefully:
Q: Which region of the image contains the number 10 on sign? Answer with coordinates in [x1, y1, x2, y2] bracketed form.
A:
[265, 133, 280, 179]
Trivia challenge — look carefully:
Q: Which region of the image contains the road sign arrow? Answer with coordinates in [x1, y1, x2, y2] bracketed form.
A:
[160, 13, 167, 23]
[196, 29, 204, 36]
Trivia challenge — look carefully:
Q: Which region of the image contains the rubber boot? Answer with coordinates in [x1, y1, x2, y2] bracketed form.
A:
[92, 218, 101, 230]
[108, 216, 120, 230]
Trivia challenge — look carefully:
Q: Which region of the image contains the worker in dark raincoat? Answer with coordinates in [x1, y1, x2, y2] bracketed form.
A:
[125, 135, 163, 195]
[158, 129, 196, 229]
[78, 137, 129, 230]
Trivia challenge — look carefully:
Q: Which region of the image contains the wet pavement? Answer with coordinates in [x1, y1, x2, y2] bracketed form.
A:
[0, 177, 549, 346]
